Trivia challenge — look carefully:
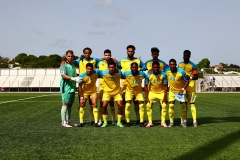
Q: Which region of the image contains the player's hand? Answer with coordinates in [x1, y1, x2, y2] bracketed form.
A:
[178, 89, 184, 95]
[71, 77, 82, 83]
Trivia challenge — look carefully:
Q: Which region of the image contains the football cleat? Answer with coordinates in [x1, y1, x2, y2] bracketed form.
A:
[94, 123, 100, 127]
[135, 120, 140, 125]
[62, 123, 72, 128]
[145, 123, 153, 128]
[117, 122, 124, 127]
[90, 121, 94, 126]
[193, 122, 198, 128]
[98, 120, 103, 126]
[161, 123, 168, 128]
[139, 122, 145, 127]
[121, 120, 126, 124]
[112, 121, 116, 125]
[101, 123, 108, 128]
[75, 123, 84, 127]
[168, 122, 174, 127]
[181, 122, 187, 128]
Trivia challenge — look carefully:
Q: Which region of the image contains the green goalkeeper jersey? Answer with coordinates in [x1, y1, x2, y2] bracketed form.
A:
[60, 63, 76, 93]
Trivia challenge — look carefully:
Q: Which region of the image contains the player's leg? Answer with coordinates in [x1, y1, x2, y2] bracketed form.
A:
[89, 98, 94, 125]
[76, 95, 86, 127]
[146, 101, 153, 127]
[133, 99, 140, 125]
[66, 92, 75, 125]
[188, 91, 197, 127]
[180, 102, 187, 127]
[168, 92, 175, 127]
[61, 92, 72, 127]
[135, 93, 145, 127]
[159, 93, 167, 128]
[98, 89, 104, 126]
[114, 94, 124, 127]
[121, 90, 126, 124]
[109, 100, 116, 125]
[90, 93, 99, 127]
[101, 100, 109, 127]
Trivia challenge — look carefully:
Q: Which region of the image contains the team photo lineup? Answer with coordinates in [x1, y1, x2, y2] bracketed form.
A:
[60, 45, 198, 128]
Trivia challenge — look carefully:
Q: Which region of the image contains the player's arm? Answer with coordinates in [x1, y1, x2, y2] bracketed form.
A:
[60, 65, 79, 82]
[144, 73, 149, 103]
[163, 83, 168, 104]
[78, 82, 86, 104]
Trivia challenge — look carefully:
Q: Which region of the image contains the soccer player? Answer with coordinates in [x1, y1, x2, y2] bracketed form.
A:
[73, 47, 100, 125]
[122, 62, 148, 127]
[178, 50, 198, 127]
[165, 59, 189, 127]
[76, 63, 100, 127]
[99, 61, 125, 127]
[60, 50, 81, 127]
[97, 49, 118, 125]
[145, 61, 168, 128]
[119, 45, 145, 124]
[143, 47, 168, 72]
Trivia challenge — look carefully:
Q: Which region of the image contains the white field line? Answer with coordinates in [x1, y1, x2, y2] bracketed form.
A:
[0, 95, 51, 105]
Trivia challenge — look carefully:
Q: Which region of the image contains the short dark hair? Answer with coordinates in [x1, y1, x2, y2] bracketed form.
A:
[183, 50, 191, 56]
[151, 47, 160, 53]
[169, 58, 177, 64]
[152, 61, 160, 67]
[131, 62, 138, 67]
[108, 61, 116, 67]
[83, 47, 92, 54]
[66, 50, 74, 55]
[104, 49, 111, 55]
[126, 45, 136, 50]
[86, 63, 93, 68]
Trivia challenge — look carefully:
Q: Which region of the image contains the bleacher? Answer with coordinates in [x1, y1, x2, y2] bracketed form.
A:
[0, 68, 61, 90]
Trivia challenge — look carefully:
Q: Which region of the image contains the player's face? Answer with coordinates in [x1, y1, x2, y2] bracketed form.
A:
[151, 52, 159, 60]
[183, 53, 190, 63]
[152, 64, 160, 74]
[66, 52, 74, 63]
[127, 48, 135, 59]
[104, 53, 111, 61]
[86, 66, 93, 75]
[108, 64, 116, 74]
[131, 64, 138, 75]
[83, 49, 91, 60]
[169, 61, 177, 73]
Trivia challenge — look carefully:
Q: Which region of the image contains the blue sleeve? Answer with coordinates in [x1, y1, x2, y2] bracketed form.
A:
[79, 72, 86, 79]
[97, 70, 102, 78]
[118, 61, 122, 69]
[162, 72, 168, 84]
[191, 62, 197, 70]
[140, 60, 144, 69]
[94, 58, 101, 67]
[73, 60, 80, 67]
[142, 62, 147, 71]
[144, 73, 149, 84]
[180, 69, 188, 82]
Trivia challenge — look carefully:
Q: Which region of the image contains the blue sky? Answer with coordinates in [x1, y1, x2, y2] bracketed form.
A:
[1, 0, 240, 66]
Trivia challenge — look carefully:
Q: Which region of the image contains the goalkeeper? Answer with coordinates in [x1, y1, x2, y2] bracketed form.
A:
[60, 50, 82, 127]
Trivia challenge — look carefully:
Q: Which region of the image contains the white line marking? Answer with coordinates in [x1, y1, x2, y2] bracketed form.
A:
[0, 95, 50, 105]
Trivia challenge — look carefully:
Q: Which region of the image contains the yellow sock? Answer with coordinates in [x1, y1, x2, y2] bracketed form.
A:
[110, 105, 116, 121]
[93, 108, 98, 123]
[146, 102, 152, 124]
[180, 103, 187, 122]
[139, 103, 144, 123]
[190, 104, 197, 121]
[161, 102, 167, 124]
[125, 103, 131, 123]
[169, 104, 174, 123]
[102, 114, 108, 123]
[117, 114, 122, 123]
[79, 107, 85, 123]
[90, 105, 94, 121]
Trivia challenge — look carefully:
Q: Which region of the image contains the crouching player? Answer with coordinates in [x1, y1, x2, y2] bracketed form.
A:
[122, 62, 149, 127]
[76, 63, 100, 127]
[145, 61, 168, 128]
[60, 50, 81, 127]
[99, 61, 124, 127]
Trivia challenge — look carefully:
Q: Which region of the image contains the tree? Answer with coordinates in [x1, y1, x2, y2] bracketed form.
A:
[15, 53, 28, 64]
[197, 58, 210, 69]
[0, 56, 9, 68]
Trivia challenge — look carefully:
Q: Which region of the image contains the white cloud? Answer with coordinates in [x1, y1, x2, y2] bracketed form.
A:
[101, 0, 114, 7]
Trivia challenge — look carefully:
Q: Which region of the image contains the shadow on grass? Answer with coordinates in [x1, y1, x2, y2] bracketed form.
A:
[176, 129, 240, 160]
[197, 116, 240, 125]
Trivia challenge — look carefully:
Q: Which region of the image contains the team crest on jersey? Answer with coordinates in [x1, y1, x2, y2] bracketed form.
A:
[60, 70, 65, 75]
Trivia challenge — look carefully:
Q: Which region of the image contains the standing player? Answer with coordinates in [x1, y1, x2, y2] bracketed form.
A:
[145, 62, 168, 128]
[143, 47, 168, 72]
[165, 59, 189, 127]
[76, 63, 100, 127]
[97, 49, 118, 125]
[100, 61, 125, 127]
[178, 50, 198, 127]
[122, 62, 148, 127]
[119, 45, 145, 124]
[60, 50, 81, 127]
[73, 47, 100, 125]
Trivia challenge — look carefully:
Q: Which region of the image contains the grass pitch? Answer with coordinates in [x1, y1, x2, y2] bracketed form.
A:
[0, 93, 240, 160]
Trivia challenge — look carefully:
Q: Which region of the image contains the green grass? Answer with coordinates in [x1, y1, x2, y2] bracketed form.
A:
[0, 93, 240, 160]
